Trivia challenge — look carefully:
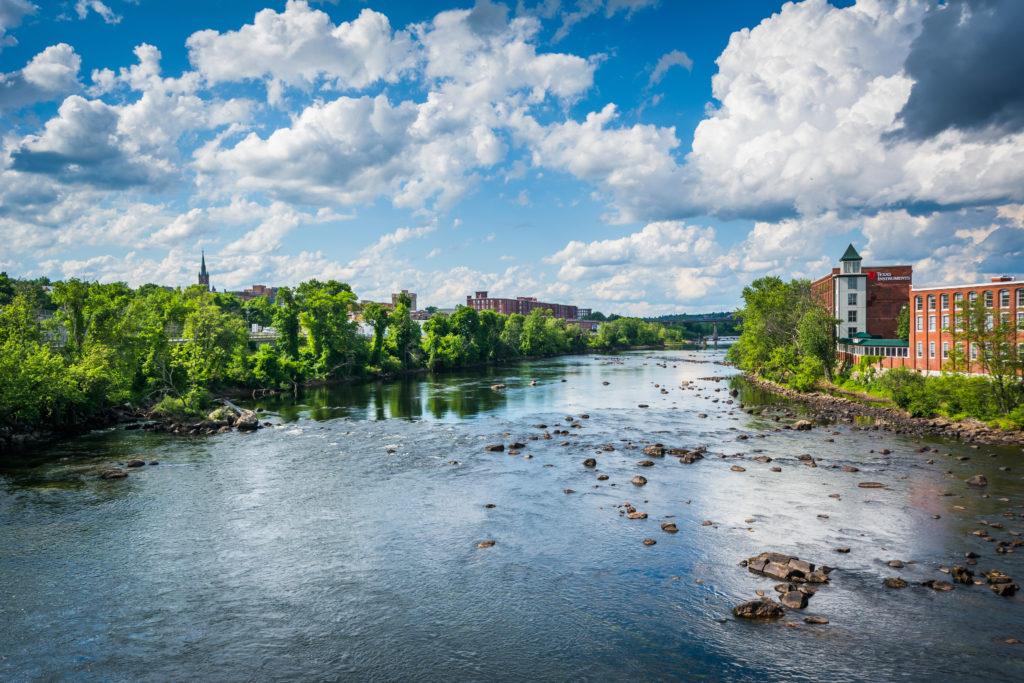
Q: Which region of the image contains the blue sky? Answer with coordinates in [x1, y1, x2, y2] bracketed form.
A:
[1, 0, 1022, 314]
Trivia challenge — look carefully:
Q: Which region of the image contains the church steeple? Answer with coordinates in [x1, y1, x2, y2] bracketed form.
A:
[198, 250, 210, 290]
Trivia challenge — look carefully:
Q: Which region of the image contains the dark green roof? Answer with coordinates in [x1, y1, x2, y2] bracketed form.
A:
[839, 243, 861, 261]
[838, 337, 908, 347]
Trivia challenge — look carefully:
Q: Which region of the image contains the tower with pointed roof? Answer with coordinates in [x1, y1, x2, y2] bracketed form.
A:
[198, 251, 210, 291]
[835, 243, 866, 339]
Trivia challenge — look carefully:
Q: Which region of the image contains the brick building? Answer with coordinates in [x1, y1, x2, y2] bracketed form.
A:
[238, 284, 278, 302]
[906, 276, 1023, 373]
[466, 291, 579, 320]
[811, 244, 912, 339]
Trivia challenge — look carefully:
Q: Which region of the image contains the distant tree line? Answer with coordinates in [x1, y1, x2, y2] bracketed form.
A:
[0, 274, 667, 435]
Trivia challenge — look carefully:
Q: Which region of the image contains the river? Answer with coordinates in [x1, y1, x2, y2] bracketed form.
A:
[1, 350, 1022, 682]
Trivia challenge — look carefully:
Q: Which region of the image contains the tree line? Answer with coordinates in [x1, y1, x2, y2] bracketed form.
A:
[0, 274, 667, 435]
[727, 276, 1023, 426]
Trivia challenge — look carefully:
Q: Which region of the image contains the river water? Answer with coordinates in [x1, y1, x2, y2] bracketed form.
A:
[2, 350, 1023, 682]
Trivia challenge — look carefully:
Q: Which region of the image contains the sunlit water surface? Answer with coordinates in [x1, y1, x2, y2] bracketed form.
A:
[2, 350, 1023, 681]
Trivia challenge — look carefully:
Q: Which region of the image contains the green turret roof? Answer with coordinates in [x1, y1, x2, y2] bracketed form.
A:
[840, 243, 861, 261]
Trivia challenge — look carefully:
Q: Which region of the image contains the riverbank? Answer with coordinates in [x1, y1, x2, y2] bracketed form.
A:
[743, 374, 1024, 447]
[1, 346, 670, 454]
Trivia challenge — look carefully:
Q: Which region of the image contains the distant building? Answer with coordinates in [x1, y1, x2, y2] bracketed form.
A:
[465, 290, 579, 320]
[239, 285, 278, 302]
[392, 290, 417, 310]
[198, 251, 210, 291]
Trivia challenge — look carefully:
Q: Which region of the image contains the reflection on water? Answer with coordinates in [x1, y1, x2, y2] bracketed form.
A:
[2, 350, 1024, 683]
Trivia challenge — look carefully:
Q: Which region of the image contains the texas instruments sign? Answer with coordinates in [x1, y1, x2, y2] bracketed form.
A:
[866, 270, 911, 282]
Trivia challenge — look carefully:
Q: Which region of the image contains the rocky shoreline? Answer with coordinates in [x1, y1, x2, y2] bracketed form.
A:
[743, 374, 1024, 448]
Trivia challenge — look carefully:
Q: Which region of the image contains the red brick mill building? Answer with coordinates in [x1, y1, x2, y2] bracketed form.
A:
[812, 245, 1022, 375]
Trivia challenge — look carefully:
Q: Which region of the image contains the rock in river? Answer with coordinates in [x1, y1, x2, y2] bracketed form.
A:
[583, 458, 597, 468]
[884, 577, 908, 589]
[965, 475, 988, 487]
[779, 591, 808, 609]
[477, 540, 496, 548]
[631, 475, 647, 486]
[661, 522, 678, 533]
[733, 598, 784, 619]
[858, 482, 886, 488]
[484, 444, 504, 452]
[98, 469, 127, 480]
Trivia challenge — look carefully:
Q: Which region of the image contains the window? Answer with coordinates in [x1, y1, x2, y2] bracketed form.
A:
[847, 326, 857, 338]
[971, 343, 978, 360]
[1018, 311, 1024, 325]
[941, 314, 949, 330]
[942, 342, 949, 359]
[848, 293, 857, 305]
[917, 341, 923, 358]
[928, 294, 936, 310]
[955, 292, 963, 307]
[1000, 289, 1010, 308]
[940, 293, 949, 310]
[929, 341, 935, 358]
[1000, 312, 1010, 327]
[915, 295, 923, 311]
[928, 315, 936, 332]
[849, 278, 858, 290]
[848, 310, 857, 322]
[984, 290, 993, 307]
[969, 291, 977, 303]
[916, 315, 923, 332]
[1018, 289, 1024, 307]
[986, 313, 993, 330]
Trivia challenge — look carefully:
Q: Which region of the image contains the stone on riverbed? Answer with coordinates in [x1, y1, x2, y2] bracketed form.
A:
[126, 459, 145, 468]
[733, 598, 784, 619]
[804, 616, 829, 624]
[631, 475, 647, 486]
[858, 482, 886, 488]
[477, 540, 496, 548]
[966, 475, 988, 487]
[779, 591, 808, 609]
[885, 577, 908, 588]
[643, 445, 665, 457]
[793, 420, 813, 431]
[952, 566, 974, 584]
[484, 444, 504, 452]
[746, 552, 826, 583]
[637, 460, 655, 467]
[583, 458, 597, 468]
[99, 469, 127, 480]
[661, 522, 678, 533]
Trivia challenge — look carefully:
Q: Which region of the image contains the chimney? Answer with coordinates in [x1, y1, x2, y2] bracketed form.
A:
[991, 276, 1014, 282]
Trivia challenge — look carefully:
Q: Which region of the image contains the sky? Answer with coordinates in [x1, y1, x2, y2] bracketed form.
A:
[1, 0, 1022, 315]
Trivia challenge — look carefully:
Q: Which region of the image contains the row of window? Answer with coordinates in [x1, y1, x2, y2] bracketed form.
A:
[915, 341, 1024, 361]
[915, 311, 1024, 332]
[915, 288, 1024, 312]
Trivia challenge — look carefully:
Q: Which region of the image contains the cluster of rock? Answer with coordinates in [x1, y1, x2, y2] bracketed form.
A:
[126, 407, 268, 436]
[641, 443, 706, 464]
[734, 552, 832, 620]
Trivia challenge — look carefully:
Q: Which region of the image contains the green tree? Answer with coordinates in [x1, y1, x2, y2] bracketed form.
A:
[387, 299, 420, 369]
[362, 301, 391, 366]
[895, 304, 910, 341]
[244, 295, 275, 328]
[273, 286, 301, 359]
[727, 276, 812, 376]
[797, 304, 839, 382]
[946, 297, 1023, 413]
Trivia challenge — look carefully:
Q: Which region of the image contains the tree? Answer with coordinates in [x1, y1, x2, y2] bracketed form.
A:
[273, 287, 301, 359]
[895, 304, 910, 341]
[362, 302, 391, 366]
[387, 299, 420, 369]
[727, 277, 812, 376]
[797, 304, 839, 382]
[244, 296, 275, 328]
[296, 280, 361, 375]
[946, 297, 1023, 413]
